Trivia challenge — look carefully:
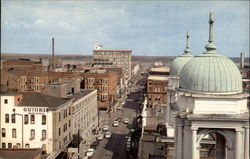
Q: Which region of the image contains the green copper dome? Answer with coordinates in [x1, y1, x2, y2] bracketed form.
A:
[179, 13, 243, 94]
[170, 31, 193, 76]
[179, 53, 242, 94]
[170, 54, 193, 76]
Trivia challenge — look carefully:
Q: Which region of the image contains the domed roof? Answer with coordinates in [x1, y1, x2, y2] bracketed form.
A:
[179, 13, 242, 94]
[179, 53, 242, 94]
[170, 54, 193, 76]
[170, 32, 193, 76]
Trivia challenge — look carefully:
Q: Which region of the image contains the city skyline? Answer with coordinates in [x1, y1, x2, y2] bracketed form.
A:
[1, 0, 249, 57]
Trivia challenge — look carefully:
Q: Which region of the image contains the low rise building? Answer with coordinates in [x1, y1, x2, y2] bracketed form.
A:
[81, 69, 118, 110]
[146, 66, 169, 107]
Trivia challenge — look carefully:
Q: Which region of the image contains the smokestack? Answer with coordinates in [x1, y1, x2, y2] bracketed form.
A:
[240, 52, 244, 69]
[52, 37, 55, 71]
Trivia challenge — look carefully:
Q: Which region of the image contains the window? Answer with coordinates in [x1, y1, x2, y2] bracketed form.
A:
[58, 128, 61, 136]
[68, 107, 71, 115]
[2, 143, 6, 148]
[16, 143, 21, 148]
[31, 115, 35, 124]
[5, 114, 9, 123]
[41, 130, 46, 141]
[11, 114, 15, 123]
[58, 113, 61, 122]
[24, 115, 28, 124]
[2, 128, 6, 137]
[25, 144, 30, 148]
[30, 129, 35, 140]
[4, 99, 8, 104]
[42, 115, 46, 125]
[12, 129, 16, 138]
[8, 143, 12, 148]
[68, 120, 71, 127]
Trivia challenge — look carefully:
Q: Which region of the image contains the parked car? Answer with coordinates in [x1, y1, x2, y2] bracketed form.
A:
[105, 132, 112, 139]
[97, 134, 104, 141]
[90, 141, 99, 149]
[113, 121, 119, 127]
[126, 145, 131, 152]
[124, 118, 129, 124]
[102, 125, 109, 131]
[86, 148, 95, 157]
[117, 105, 122, 110]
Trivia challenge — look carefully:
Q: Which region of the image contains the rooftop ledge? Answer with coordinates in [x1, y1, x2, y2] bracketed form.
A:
[177, 88, 248, 99]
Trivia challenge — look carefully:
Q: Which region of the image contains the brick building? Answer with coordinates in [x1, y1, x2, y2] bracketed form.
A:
[81, 69, 118, 110]
[146, 66, 169, 107]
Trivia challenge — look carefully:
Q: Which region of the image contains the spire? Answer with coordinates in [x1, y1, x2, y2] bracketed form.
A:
[204, 12, 217, 54]
[184, 31, 191, 54]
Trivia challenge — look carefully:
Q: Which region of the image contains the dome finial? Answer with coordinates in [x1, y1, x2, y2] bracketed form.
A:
[184, 31, 191, 54]
[204, 12, 217, 54]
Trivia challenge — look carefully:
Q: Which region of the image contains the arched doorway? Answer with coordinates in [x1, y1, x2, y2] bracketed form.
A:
[197, 129, 233, 159]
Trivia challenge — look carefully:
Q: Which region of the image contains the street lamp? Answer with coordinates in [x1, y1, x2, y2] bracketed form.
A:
[12, 108, 24, 148]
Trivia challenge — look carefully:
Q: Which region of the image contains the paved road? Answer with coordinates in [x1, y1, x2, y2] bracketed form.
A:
[92, 77, 145, 159]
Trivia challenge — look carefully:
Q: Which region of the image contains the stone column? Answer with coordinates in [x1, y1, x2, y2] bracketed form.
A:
[191, 128, 198, 159]
[176, 124, 183, 159]
[244, 127, 249, 159]
[174, 124, 178, 159]
[235, 129, 243, 159]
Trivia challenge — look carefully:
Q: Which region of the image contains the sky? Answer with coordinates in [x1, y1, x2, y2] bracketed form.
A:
[1, 0, 249, 57]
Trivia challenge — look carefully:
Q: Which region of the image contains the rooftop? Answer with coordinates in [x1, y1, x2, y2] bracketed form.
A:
[150, 67, 169, 73]
[148, 75, 169, 81]
[0, 148, 41, 159]
[68, 89, 95, 102]
[93, 49, 132, 52]
[18, 92, 71, 108]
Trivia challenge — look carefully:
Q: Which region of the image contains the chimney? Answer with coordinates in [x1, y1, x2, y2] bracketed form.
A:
[52, 37, 55, 71]
[240, 52, 244, 69]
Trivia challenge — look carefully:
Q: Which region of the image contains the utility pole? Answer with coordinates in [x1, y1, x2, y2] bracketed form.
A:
[78, 129, 80, 159]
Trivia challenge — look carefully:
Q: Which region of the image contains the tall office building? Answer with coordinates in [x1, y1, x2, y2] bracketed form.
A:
[93, 45, 132, 80]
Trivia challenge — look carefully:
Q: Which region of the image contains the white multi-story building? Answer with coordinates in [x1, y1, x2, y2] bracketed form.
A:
[70, 90, 98, 140]
[0, 92, 73, 156]
[0, 89, 98, 158]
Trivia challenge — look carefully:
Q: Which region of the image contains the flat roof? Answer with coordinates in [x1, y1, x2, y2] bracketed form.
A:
[0, 148, 41, 159]
[147, 75, 169, 81]
[68, 89, 95, 101]
[150, 67, 169, 72]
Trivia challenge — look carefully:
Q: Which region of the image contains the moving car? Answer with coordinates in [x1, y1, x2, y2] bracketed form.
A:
[97, 134, 104, 141]
[102, 125, 109, 131]
[105, 132, 112, 139]
[124, 118, 129, 124]
[113, 121, 119, 127]
[86, 148, 95, 157]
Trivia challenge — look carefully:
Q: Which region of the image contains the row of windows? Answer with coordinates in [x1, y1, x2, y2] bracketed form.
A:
[94, 51, 131, 55]
[98, 94, 108, 100]
[2, 128, 46, 140]
[58, 120, 71, 136]
[19, 77, 39, 83]
[5, 114, 46, 125]
[58, 108, 71, 122]
[2, 143, 30, 148]
[86, 78, 108, 84]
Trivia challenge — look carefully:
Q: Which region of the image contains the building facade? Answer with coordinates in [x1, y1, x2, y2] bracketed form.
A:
[93, 45, 132, 80]
[0, 92, 73, 156]
[81, 69, 118, 110]
[146, 67, 169, 107]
